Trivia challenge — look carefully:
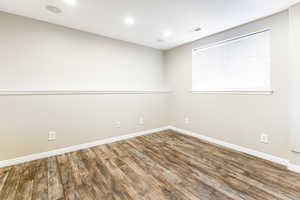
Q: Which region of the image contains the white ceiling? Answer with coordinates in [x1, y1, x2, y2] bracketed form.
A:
[0, 0, 299, 50]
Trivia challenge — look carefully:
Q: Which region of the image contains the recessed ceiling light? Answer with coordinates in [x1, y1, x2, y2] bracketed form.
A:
[64, 0, 77, 6]
[124, 17, 135, 25]
[157, 39, 165, 43]
[46, 5, 62, 14]
[163, 30, 172, 37]
[194, 27, 202, 32]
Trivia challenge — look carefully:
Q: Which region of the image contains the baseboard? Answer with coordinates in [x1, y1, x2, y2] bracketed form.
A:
[0, 126, 169, 168]
[168, 126, 300, 173]
[2, 125, 300, 174]
[288, 163, 300, 173]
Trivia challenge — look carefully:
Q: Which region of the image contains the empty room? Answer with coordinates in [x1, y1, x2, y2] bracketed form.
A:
[1, 0, 300, 199]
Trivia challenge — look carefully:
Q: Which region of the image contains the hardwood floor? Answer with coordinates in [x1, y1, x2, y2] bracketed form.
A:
[1, 130, 300, 200]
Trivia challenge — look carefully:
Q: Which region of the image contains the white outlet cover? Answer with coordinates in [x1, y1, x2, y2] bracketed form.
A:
[260, 133, 269, 144]
[139, 117, 144, 125]
[185, 117, 190, 124]
[48, 131, 56, 141]
[116, 121, 121, 128]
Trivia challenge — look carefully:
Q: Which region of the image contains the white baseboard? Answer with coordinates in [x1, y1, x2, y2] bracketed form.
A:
[168, 126, 300, 174]
[1, 125, 300, 174]
[288, 163, 300, 173]
[0, 126, 169, 168]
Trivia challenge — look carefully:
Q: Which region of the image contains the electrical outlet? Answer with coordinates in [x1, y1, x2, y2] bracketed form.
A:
[260, 133, 269, 144]
[139, 117, 144, 125]
[48, 131, 56, 141]
[184, 117, 190, 124]
[116, 121, 121, 128]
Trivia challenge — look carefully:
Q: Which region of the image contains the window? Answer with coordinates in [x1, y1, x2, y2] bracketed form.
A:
[192, 30, 272, 94]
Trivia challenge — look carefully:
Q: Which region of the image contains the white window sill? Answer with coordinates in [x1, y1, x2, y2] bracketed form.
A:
[191, 89, 274, 95]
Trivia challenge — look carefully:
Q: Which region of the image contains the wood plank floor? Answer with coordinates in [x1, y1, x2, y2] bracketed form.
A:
[1, 130, 300, 200]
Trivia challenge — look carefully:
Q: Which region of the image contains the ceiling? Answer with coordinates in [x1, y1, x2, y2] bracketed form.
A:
[0, 0, 299, 50]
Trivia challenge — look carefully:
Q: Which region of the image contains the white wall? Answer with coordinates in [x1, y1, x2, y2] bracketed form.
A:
[164, 11, 291, 159]
[0, 12, 164, 91]
[289, 3, 300, 165]
[0, 11, 168, 160]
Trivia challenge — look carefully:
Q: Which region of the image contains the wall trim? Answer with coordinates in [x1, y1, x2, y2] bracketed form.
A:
[1, 125, 300, 174]
[0, 90, 171, 96]
[0, 126, 169, 168]
[168, 126, 300, 174]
